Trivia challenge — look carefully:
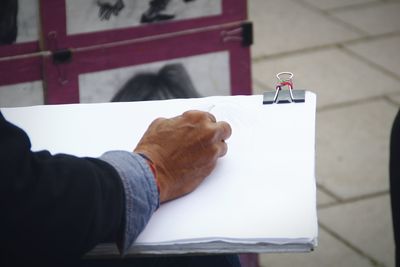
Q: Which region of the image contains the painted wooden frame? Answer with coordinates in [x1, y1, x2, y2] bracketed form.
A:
[44, 22, 251, 104]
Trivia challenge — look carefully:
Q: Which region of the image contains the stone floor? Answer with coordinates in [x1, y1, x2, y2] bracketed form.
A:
[249, 0, 400, 266]
[0, 0, 398, 266]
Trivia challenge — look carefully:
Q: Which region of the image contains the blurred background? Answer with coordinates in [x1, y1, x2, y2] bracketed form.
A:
[0, 0, 398, 266]
[250, 0, 399, 266]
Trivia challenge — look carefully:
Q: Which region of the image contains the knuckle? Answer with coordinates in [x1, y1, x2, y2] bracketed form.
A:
[183, 110, 210, 122]
[151, 117, 167, 126]
[183, 110, 201, 117]
[154, 117, 167, 123]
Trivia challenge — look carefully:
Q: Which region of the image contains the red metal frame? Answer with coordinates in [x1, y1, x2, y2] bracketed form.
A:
[43, 23, 251, 104]
[0, 0, 251, 105]
[0, 55, 42, 86]
[40, 0, 247, 50]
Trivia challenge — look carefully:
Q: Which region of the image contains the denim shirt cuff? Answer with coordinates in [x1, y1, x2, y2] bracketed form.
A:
[99, 151, 159, 256]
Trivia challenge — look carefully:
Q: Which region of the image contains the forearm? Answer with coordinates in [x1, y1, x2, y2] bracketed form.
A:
[1, 113, 124, 263]
[1, 152, 125, 263]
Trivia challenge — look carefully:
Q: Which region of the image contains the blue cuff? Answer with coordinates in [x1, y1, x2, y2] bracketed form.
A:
[99, 151, 159, 255]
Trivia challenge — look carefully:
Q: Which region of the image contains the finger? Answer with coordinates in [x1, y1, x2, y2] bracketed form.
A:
[149, 117, 167, 128]
[181, 110, 201, 121]
[215, 121, 232, 141]
[181, 110, 217, 125]
[99, 8, 105, 16]
[217, 140, 228, 157]
[207, 112, 217, 123]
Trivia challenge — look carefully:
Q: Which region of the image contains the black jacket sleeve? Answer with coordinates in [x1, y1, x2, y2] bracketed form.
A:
[390, 109, 400, 267]
[0, 111, 125, 265]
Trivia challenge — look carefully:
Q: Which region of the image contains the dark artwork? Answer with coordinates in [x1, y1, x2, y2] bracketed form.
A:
[96, 0, 197, 23]
[111, 63, 200, 102]
[141, 0, 175, 23]
[142, 0, 197, 23]
[0, 0, 18, 45]
[97, 0, 125, 21]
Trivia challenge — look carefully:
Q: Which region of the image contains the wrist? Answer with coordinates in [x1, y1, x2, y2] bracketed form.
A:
[137, 153, 161, 197]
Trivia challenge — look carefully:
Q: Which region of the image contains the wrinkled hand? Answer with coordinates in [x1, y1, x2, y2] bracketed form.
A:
[134, 110, 232, 203]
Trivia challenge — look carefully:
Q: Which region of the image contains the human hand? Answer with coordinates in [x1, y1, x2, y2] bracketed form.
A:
[134, 110, 232, 203]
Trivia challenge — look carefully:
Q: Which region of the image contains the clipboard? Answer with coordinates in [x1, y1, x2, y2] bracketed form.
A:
[1, 88, 318, 256]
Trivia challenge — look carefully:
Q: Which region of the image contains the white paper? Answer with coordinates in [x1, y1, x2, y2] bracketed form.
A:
[1, 93, 318, 253]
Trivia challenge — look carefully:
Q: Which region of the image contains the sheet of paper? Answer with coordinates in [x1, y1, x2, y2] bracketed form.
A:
[1, 93, 317, 248]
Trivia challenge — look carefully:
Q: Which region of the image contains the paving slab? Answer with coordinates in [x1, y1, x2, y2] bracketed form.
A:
[252, 81, 269, 96]
[331, 2, 400, 35]
[252, 48, 400, 108]
[248, 0, 361, 58]
[316, 100, 398, 199]
[345, 35, 400, 77]
[388, 93, 400, 106]
[318, 194, 395, 267]
[301, 0, 379, 11]
[317, 189, 337, 206]
[259, 228, 374, 267]
[252, 82, 273, 96]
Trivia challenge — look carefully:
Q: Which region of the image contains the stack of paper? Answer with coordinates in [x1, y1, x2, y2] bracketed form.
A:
[2, 93, 318, 256]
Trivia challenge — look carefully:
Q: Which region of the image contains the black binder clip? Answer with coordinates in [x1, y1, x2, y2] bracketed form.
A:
[221, 22, 253, 47]
[263, 72, 306, 104]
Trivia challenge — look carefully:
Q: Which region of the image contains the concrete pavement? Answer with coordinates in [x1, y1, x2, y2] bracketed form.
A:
[249, 0, 400, 266]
